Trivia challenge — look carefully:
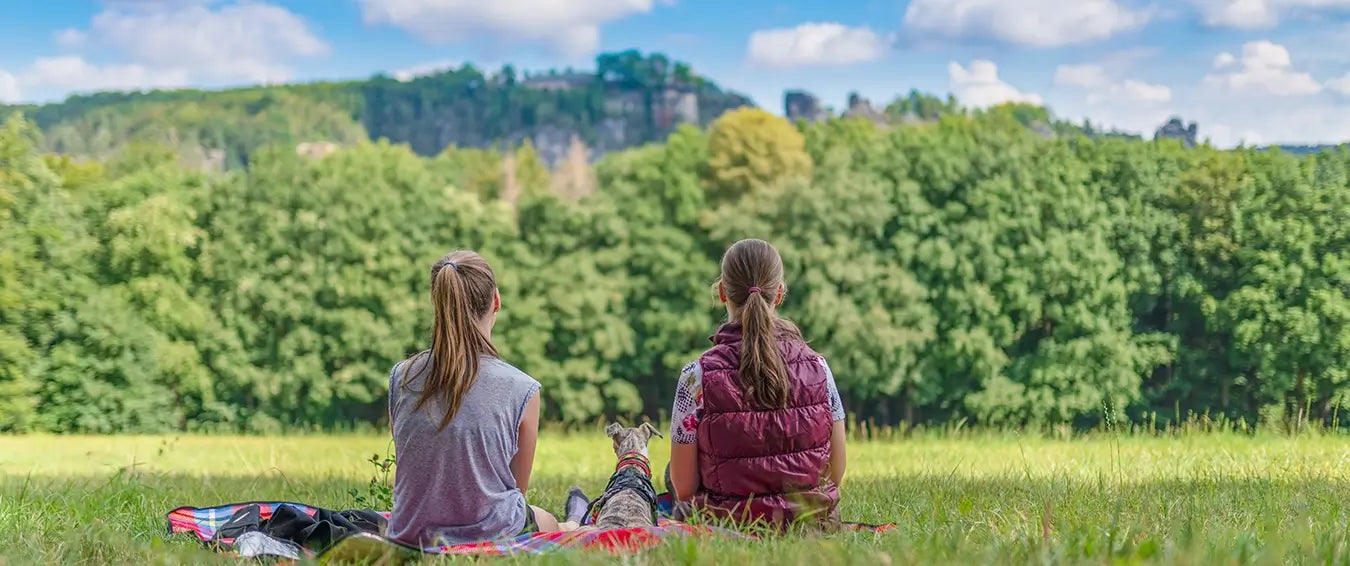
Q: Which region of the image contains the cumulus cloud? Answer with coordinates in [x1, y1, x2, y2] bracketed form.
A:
[12, 1, 327, 99]
[1050, 59, 1173, 136]
[357, 0, 657, 57]
[1179, 41, 1350, 147]
[948, 60, 1042, 108]
[1203, 40, 1322, 96]
[1190, 0, 1350, 29]
[746, 23, 890, 69]
[1327, 75, 1350, 96]
[84, 1, 327, 84]
[0, 70, 20, 103]
[55, 28, 87, 49]
[905, 0, 1151, 47]
[393, 60, 466, 82]
[1118, 80, 1172, 103]
[1202, 101, 1350, 147]
[1057, 64, 1172, 102]
[21, 56, 190, 93]
[1054, 64, 1111, 88]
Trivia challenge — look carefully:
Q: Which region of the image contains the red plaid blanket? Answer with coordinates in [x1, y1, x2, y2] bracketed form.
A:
[166, 501, 753, 558]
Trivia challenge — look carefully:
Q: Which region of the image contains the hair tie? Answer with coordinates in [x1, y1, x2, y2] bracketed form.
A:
[748, 286, 762, 295]
[447, 261, 459, 272]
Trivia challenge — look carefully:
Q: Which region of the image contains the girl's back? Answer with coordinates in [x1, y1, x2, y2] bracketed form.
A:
[387, 354, 540, 545]
[666, 238, 848, 529]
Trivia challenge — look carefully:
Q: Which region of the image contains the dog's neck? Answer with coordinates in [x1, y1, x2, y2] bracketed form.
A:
[614, 451, 651, 477]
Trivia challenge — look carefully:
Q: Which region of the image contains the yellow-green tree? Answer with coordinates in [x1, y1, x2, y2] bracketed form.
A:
[704, 108, 811, 206]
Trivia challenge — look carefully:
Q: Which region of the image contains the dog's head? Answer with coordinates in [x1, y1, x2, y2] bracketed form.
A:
[606, 422, 663, 457]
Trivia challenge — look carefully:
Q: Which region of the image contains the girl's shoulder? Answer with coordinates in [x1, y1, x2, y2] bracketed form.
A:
[480, 356, 542, 390]
[389, 353, 428, 387]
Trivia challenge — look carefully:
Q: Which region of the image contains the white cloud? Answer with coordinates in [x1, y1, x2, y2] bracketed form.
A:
[1119, 80, 1172, 103]
[83, 1, 327, 84]
[1201, 101, 1350, 146]
[1327, 75, 1350, 95]
[1176, 41, 1350, 147]
[12, 1, 327, 99]
[0, 70, 20, 104]
[948, 60, 1043, 108]
[905, 0, 1151, 47]
[1057, 64, 1170, 102]
[55, 28, 87, 49]
[1050, 59, 1173, 136]
[393, 60, 465, 82]
[1214, 52, 1237, 68]
[357, 0, 657, 57]
[21, 56, 190, 93]
[1191, 0, 1350, 29]
[1054, 64, 1111, 88]
[1192, 0, 1281, 27]
[746, 23, 890, 69]
[1203, 40, 1322, 96]
[1207, 124, 1267, 146]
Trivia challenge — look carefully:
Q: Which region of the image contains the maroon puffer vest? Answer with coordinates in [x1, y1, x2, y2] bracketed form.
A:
[692, 323, 840, 528]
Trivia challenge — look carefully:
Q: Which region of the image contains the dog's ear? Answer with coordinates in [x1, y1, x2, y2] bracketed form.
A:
[640, 422, 663, 441]
[605, 422, 623, 438]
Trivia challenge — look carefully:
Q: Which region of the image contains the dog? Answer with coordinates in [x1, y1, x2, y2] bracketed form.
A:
[583, 422, 663, 530]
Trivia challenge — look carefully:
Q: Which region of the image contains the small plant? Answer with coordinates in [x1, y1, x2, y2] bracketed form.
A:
[349, 450, 396, 510]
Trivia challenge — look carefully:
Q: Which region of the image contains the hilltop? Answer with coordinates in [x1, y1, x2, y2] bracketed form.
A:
[6, 51, 1347, 170]
[0, 50, 753, 170]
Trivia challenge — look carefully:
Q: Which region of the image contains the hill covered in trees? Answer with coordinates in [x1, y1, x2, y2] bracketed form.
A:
[0, 50, 753, 171]
[19, 49, 1323, 176]
[5, 96, 1350, 434]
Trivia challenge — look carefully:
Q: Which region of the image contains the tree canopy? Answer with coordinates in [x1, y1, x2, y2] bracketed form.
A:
[3, 100, 1350, 433]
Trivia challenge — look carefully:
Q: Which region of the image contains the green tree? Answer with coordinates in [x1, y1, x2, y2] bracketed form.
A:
[704, 108, 812, 207]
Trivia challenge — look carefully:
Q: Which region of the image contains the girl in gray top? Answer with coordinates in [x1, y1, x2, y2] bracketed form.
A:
[386, 250, 562, 546]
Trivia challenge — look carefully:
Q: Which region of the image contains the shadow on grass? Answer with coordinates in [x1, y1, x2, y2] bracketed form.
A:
[3, 472, 1349, 565]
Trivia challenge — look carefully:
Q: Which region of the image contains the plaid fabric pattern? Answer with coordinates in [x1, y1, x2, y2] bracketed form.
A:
[166, 501, 750, 557]
[427, 518, 741, 556]
[167, 502, 383, 546]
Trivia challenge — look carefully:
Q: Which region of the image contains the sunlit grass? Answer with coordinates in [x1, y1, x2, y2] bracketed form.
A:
[3, 431, 1350, 564]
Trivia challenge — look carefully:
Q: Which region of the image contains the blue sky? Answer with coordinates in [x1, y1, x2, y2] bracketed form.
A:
[1, 0, 1349, 147]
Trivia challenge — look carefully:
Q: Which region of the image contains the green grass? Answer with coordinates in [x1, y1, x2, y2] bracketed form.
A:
[3, 431, 1350, 564]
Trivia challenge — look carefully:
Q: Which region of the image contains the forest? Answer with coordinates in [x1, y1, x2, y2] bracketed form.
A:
[3, 88, 1350, 434]
[0, 51, 752, 170]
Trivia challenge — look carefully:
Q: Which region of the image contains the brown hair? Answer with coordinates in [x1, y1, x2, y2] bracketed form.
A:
[718, 238, 803, 409]
[402, 250, 500, 429]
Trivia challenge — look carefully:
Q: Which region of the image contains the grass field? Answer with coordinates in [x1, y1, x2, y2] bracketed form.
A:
[3, 431, 1350, 564]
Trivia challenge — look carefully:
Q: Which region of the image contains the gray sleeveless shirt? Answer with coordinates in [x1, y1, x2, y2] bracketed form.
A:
[386, 354, 541, 545]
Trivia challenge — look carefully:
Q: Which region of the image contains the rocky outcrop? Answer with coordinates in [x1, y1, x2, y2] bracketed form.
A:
[844, 92, 886, 125]
[296, 141, 339, 159]
[521, 72, 593, 91]
[1155, 117, 1199, 148]
[785, 90, 828, 123]
[784, 90, 888, 126]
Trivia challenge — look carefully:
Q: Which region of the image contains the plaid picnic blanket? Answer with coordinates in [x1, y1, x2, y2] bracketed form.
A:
[166, 501, 753, 558]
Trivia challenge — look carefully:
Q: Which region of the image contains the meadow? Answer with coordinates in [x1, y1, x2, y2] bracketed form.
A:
[3, 430, 1350, 565]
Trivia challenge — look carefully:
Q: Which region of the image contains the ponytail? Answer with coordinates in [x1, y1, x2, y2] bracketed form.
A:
[738, 287, 791, 409]
[403, 251, 499, 430]
[718, 238, 803, 410]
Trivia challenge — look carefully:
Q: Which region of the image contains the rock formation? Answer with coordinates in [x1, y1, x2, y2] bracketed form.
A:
[1155, 117, 1199, 148]
[844, 92, 886, 125]
[784, 90, 828, 123]
[296, 141, 339, 159]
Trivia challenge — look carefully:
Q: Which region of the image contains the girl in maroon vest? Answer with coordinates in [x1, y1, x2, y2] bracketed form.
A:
[667, 238, 848, 529]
